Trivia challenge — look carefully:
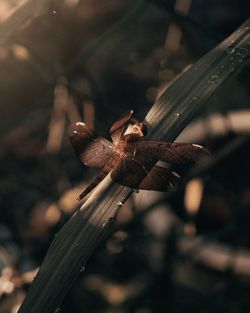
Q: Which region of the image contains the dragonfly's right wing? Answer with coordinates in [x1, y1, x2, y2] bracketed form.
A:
[135, 141, 210, 166]
[111, 158, 180, 192]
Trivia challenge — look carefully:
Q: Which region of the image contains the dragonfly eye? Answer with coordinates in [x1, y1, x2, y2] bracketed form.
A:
[132, 123, 147, 136]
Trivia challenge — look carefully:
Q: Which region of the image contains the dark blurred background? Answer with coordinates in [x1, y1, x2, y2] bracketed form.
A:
[0, 0, 250, 312]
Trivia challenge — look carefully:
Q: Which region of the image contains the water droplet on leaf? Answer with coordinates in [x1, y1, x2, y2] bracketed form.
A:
[226, 47, 235, 55]
[80, 266, 85, 272]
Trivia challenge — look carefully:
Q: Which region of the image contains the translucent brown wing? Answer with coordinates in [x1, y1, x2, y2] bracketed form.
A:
[135, 141, 210, 165]
[139, 166, 180, 191]
[69, 122, 114, 168]
[111, 159, 180, 191]
[111, 158, 151, 189]
[109, 110, 134, 145]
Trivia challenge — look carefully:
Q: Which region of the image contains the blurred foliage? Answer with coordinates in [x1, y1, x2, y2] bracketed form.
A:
[0, 0, 250, 312]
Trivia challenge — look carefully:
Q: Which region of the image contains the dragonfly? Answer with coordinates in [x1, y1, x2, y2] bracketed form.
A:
[69, 110, 209, 200]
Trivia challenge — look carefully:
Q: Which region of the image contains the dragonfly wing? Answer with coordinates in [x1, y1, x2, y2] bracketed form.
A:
[139, 165, 180, 191]
[111, 158, 180, 192]
[135, 141, 210, 166]
[111, 158, 151, 189]
[109, 110, 134, 145]
[69, 122, 114, 168]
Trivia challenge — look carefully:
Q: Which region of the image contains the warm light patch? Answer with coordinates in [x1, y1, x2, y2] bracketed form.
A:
[59, 185, 83, 213]
[45, 204, 61, 225]
[0, 266, 14, 295]
[0, 0, 28, 22]
[85, 275, 142, 305]
[64, 0, 79, 7]
[1, 280, 14, 293]
[184, 178, 203, 215]
[0, 1, 11, 22]
[12, 44, 29, 60]
[106, 231, 128, 254]
[2, 266, 13, 278]
[164, 0, 192, 51]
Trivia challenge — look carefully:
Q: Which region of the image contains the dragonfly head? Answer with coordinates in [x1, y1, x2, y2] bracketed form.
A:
[132, 122, 147, 137]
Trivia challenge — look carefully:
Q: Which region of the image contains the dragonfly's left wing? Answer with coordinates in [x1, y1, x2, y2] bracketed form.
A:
[69, 122, 114, 168]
